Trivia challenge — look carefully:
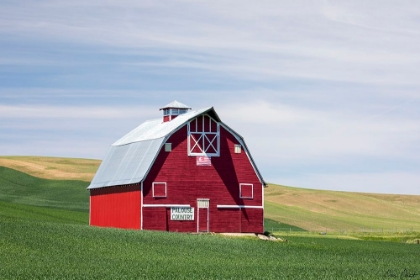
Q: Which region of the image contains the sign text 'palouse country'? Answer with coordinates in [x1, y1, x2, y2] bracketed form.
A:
[171, 207, 195, 221]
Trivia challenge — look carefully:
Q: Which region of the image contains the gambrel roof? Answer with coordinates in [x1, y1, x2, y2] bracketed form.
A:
[88, 107, 264, 189]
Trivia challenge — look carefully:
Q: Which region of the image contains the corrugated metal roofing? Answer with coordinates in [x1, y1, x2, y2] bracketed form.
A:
[113, 107, 211, 146]
[88, 106, 265, 190]
[88, 139, 164, 189]
[88, 107, 212, 189]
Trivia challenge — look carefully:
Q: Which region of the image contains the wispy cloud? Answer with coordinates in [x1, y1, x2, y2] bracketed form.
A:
[0, 105, 154, 119]
[1, 0, 419, 86]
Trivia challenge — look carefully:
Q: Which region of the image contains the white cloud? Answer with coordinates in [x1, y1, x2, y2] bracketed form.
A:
[218, 100, 420, 164]
[279, 172, 420, 195]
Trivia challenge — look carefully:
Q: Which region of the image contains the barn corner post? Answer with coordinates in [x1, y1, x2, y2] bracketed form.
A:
[88, 101, 265, 234]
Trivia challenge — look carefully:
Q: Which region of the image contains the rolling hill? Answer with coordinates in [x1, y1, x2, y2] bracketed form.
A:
[1, 155, 420, 232]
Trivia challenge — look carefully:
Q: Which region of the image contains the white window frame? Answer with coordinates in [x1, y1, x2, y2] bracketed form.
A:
[234, 144, 242, 154]
[165, 143, 172, 152]
[188, 114, 220, 157]
[239, 183, 254, 199]
[152, 182, 167, 198]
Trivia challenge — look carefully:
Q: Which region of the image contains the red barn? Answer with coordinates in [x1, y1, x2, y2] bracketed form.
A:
[88, 101, 265, 233]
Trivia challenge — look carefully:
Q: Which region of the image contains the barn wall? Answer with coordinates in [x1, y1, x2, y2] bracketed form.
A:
[213, 208, 241, 232]
[240, 208, 264, 233]
[143, 122, 263, 233]
[143, 208, 197, 232]
[90, 184, 141, 230]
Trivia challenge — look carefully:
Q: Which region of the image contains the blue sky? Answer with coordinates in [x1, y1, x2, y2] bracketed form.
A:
[1, 1, 419, 194]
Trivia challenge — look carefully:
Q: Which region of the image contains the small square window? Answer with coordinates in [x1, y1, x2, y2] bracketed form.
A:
[165, 143, 172, 152]
[240, 183, 253, 199]
[153, 182, 167, 198]
[234, 144, 242, 154]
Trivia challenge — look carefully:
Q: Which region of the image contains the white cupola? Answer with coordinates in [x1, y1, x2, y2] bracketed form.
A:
[159, 100, 191, 122]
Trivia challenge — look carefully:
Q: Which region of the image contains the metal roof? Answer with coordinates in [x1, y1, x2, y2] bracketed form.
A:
[88, 106, 265, 190]
[88, 139, 164, 189]
[113, 107, 211, 146]
[88, 107, 213, 189]
[159, 100, 191, 110]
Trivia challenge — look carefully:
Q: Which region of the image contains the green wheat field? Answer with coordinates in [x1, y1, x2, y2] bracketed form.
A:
[1, 156, 419, 279]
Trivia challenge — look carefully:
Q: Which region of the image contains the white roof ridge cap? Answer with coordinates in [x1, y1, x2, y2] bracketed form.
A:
[112, 136, 166, 146]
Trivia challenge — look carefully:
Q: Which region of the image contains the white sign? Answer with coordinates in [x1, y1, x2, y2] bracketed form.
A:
[171, 207, 195, 221]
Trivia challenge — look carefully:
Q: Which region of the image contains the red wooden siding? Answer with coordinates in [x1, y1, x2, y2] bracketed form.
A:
[143, 119, 263, 233]
[209, 208, 263, 233]
[213, 208, 241, 232]
[241, 208, 263, 233]
[90, 184, 141, 230]
[143, 208, 167, 231]
[143, 208, 196, 232]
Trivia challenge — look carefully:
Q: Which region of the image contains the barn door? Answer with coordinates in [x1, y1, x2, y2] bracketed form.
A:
[197, 199, 210, 233]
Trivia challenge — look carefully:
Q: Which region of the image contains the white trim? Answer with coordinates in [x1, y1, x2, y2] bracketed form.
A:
[89, 195, 91, 226]
[234, 144, 242, 154]
[143, 204, 191, 208]
[140, 182, 144, 230]
[262, 183, 264, 228]
[197, 199, 210, 233]
[239, 183, 254, 199]
[152, 182, 167, 198]
[217, 205, 263, 209]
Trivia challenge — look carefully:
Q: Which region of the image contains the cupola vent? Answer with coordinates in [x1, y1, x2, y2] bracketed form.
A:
[160, 100, 191, 122]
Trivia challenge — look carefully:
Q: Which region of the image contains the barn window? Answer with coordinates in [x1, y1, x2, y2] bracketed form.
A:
[188, 115, 220, 156]
[234, 144, 241, 154]
[239, 183, 253, 199]
[163, 108, 188, 116]
[153, 182, 167, 198]
[165, 143, 172, 152]
[197, 199, 209, 208]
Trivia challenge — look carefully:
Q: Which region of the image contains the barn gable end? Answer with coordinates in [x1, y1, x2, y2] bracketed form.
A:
[88, 102, 265, 233]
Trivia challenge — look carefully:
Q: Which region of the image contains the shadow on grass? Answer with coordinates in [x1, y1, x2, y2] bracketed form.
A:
[264, 218, 306, 233]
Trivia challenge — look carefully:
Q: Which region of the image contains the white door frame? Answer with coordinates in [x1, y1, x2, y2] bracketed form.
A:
[197, 198, 210, 233]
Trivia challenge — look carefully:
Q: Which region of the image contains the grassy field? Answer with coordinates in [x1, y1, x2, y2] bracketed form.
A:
[265, 184, 420, 232]
[2, 217, 419, 279]
[1, 159, 420, 278]
[0, 166, 89, 211]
